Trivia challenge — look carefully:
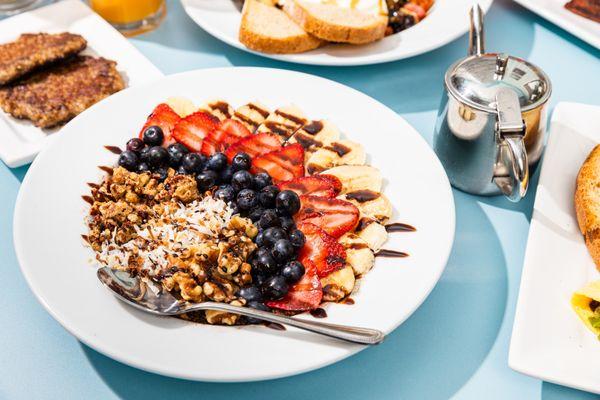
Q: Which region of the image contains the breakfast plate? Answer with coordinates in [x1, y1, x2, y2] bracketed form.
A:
[512, 0, 600, 50]
[14, 67, 455, 381]
[180, 0, 493, 66]
[0, 0, 162, 168]
[509, 102, 600, 394]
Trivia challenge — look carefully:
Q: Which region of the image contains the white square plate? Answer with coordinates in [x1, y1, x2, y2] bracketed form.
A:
[509, 102, 600, 394]
[0, 0, 163, 168]
[512, 0, 600, 50]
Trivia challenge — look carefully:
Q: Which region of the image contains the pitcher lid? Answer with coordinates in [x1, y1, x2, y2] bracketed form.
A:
[444, 53, 551, 113]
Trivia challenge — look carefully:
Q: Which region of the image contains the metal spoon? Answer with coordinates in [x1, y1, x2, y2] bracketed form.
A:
[97, 267, 385, 345]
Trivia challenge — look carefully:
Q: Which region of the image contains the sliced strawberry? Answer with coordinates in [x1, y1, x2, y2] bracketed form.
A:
[294, 195, 359, 238]
[267, 259, 323, 311]
[200, 129, 228, 156]
[172, 111, 219, 153]
[201, 119, 254, 156]
[251, 144, 304, 183]
[139, 103, 181, 146]
[317, 174, 343, 195]
[219, 119, 252, 142]
[297, 222, 346, 278]
[225, 132, 282, 161]
[278, 176, 336, 198]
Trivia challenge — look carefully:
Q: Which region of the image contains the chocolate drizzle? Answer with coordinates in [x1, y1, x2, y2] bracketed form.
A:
[310, 308, 328, 318]
[355, 217, 374, 232]
[87, 182, 100, 189]
[325, 142, 351, 157]
[248, 103, 270, 118]
[385, 222, 416, 232]
[274, 109, 306, 125]
[210, 101, 231, 118]
[375, 249, 409, 258]
[303, 120, 324, 135]
[104, 145, 122, 155]
[294, 133, 323, 150]
[340, 297, 355, 305]
[81, 195, 94, 205]
[346, 190, 380, 203]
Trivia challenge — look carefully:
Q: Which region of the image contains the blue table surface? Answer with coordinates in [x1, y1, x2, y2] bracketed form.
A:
[2, 1, 600, 399]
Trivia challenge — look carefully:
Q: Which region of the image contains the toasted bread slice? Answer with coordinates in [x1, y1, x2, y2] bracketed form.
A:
[281, 0, 387, 44]
[575, 144, 600, 271]
[239, 0, 323, 54]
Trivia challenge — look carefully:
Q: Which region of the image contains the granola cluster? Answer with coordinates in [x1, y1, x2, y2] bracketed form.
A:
[86, 166, 258, 325]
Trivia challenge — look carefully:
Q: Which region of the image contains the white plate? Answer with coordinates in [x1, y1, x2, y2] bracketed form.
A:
[180, 0, 493, 66]
[0, 0, 163, 168]
[14, 67, 455, 382]
[512, 0, 600, 50]
[509, 102, 600, 394]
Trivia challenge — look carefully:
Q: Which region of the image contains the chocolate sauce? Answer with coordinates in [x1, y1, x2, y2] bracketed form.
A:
[104, 145, 122, 155]
[98, 166, 113, 175]
[306, 163, 324, 175]
[355, 217, 374, 232]
[303, 120, 324, 135]
[210, 101, 231, 118]
[274, 109, 306, 125]
[346, 190, 380, 203]
[340, 297, 355, 305]
[310, 308, 328, 318]
[81, 195, 94, 205]
[265, 121, 291, 137]
[326, 142, 351, 157]
[87, 182, 100, 189]
[81, 234, 89, 243]
[248, 103, 270, 118]
[294, 133, 323, 149]
[348, 242, 369, 250]
[264, 322, 286, 331]
[375, 249, 409, 258]
[385, 222, 416, 233]
[233, 111, 258, 128]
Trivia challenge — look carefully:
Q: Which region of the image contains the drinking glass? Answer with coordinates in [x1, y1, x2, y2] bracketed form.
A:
[0, 0, 53, 17]
[89, 0, 166, 37]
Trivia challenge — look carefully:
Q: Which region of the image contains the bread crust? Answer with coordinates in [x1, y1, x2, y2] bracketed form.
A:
[239, 0, 323, 54]
[575, 144, 600, 271]
[282, 0, 387, 44]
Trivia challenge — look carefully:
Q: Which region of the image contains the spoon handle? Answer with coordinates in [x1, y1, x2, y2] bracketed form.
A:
[186, 302, 385, 345]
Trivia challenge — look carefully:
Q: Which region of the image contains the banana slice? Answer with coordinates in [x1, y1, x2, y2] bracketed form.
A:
[166, 97, 196, 117]
[305, 140, 366, 174]
[321, 165, 382, 193]
[198, 100, 234, 121]
[338, 191, 392, 223]
[320, 265, 355, 302]
[356, 217, 388, 252]
[232, 102, 271, 132]
[339, 233, 375, 277]
[288, 119, 340, 153]
[256, 105, 307, 140]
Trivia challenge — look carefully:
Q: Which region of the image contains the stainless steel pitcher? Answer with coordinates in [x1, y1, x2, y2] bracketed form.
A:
[433, 5, 551, 202]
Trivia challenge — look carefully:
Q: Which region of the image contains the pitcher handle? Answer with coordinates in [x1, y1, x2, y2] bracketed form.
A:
[496, 135, 528, 202]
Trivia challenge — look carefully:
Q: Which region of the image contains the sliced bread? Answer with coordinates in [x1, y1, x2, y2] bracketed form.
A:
[281, 0, 388, 44]
[575, 144, 600, 271]
[239, 0, 323, 54]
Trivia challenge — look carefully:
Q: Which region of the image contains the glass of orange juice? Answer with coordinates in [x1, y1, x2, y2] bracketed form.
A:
[89, 0, 166, 37]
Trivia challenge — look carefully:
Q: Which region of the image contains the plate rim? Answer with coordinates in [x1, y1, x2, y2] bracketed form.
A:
[179, 0, 493, 66]
[13, 67, 455, 381]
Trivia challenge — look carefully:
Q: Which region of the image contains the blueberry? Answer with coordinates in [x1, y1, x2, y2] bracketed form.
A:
[281, 261, 305, 283]
[263, 227, 287, 247]
[219, 165, 234, 184]
[182, 153, 205, 174]
[142, 125, 164, 146]
[246, 301, 271, 323]
[214, 185, 236, 203]
[196, 170, 218, 190]
[206, 152, 227, 171]
[238, 286, 263, 302]
[276, 190, 301, 216]
[259, 209, 280, 229]
[271, 239, 294, 263]
[231, 152, 251, 171]
[118, 150, 138, 171]
[236, 189, 258, 210]
[261, 275, 289, 300]
[176, 165, 187, 175]
[166, 143, 188, 167]
[248, 207, 265, 222]
[126, 138, 144, 153]
[259, 185, 279, 208]
[252, 250, 278, 275]
[280, 216, 295, 232]
[139, 146, 151, 162]
[154, 166, 169, 181]
[255, 231, 266, 247]
[231, 170, 254, 192]
[253, 172, 272, 190]
[288, 229, 306, 249]
[136, 162, 150, 173]
[146, 146, 169, 167]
